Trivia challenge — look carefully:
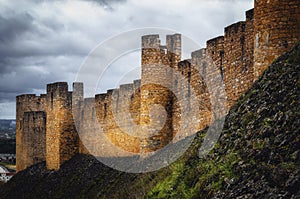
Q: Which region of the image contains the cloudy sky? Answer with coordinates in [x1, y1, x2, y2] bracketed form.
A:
[0, 0, 253, 119]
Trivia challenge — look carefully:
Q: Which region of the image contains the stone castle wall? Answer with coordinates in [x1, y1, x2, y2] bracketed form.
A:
[16, 0, 300, 171]
[140, 34, 181, 152]
[21, 111, 46, 169]
[206, 9, 254, 108]
[254, 0, 300, 79]
[96, 84, 141, 154]
[45, 82, 79, 170]
[16, 94, 46, 171]
[16, 82, 80, 171]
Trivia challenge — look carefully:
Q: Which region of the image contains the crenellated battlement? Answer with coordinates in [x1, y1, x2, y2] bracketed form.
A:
[16, 0, 300, 172]
[166, 34, 181, 55]
[224, 21, 245, 36]
[46, 82, 69, 101]
[141, 34, 160, 50]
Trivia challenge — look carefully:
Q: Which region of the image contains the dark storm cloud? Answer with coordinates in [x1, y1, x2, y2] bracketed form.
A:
[0, 12, 34, 43]
[0, 1, 93, 105]
[0, 92, 21, 103]
[0, 12, 88, 59]
[0, 59, 11, 74]
[87, 0, 127, 10]
[0, 0, 254, 119]
[0, 12, 38, 102]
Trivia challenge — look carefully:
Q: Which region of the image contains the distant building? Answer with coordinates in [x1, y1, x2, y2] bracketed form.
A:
[0, 165, 14, 183]
[0, 154, 16, 164]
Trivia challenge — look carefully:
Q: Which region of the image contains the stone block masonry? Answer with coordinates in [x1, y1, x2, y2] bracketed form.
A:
[206, 8, 254, 109]
[16, 0, 300, 171]
[254, 0, 300, 79]
[16, 94, 46, 171]
[46, 82, 79, 170]
[140, 34, 181, 152]
[21, 111, 46, 170]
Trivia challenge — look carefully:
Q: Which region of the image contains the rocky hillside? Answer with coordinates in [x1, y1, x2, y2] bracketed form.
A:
[0, 43, 299, 199]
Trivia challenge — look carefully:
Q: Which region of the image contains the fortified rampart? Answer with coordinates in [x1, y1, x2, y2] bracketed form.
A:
[45, 82, 79, 170]
[21, 111, 46, 170]
[16, 0, 300, 171]
[140, 34, 181, 152]
[253, 0, 300, 78]
[16, 94, 46, 171]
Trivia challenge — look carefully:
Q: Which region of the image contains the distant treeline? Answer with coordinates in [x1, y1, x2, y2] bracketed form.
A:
[0, 139, 16, 154]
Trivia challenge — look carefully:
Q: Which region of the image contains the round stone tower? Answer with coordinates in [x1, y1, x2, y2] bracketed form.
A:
[253, 0, 300, 79]
[140, 34, 181, 153]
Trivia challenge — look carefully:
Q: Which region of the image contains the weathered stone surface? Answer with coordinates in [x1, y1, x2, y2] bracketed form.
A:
[16, 94, 46, 171]
[253, 0, 300, 79]
[46, 82, 79, 170]
[207, 9, 254, 109]
[20, 111, 46, 171]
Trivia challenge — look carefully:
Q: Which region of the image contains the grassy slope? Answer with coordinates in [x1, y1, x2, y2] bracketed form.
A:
[0, 44, 299, 199]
